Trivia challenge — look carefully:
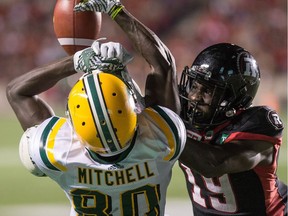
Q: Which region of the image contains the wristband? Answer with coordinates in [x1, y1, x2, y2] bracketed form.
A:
[109, 3, 124, 20]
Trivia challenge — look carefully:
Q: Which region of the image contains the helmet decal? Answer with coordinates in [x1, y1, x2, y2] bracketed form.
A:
[238, 52, 260, 83]
[83, 74, 120, 154]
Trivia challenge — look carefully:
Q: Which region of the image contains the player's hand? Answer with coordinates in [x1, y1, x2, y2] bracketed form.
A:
[74, 0, 120, 14]
[73, 40, 133, 73]
[91, 40, 133, 66]
[73, 47, 124, 73]
[74, 47, 99, 73]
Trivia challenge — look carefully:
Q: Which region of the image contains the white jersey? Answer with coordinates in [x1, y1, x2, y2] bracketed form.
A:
[23, 105, 186, 216]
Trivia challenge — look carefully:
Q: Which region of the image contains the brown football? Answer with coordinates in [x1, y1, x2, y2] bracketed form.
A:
[53, 0, 102, 55]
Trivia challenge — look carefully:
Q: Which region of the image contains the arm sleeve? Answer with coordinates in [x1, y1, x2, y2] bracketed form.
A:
[23, 117, 70, 179]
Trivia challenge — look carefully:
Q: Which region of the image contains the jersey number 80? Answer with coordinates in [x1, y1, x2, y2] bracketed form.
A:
[71, 184, 160, 215]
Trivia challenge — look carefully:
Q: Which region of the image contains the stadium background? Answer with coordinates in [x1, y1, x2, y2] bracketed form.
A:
[0, 0, 286, 215]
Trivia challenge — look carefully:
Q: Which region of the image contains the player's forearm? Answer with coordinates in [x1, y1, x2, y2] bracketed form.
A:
[114, 8, 180, 113]
[114, 9, 175, 72]
[8, 56, 75, 97]
[6, 56, 76, 130]
[179, 138, 230, 178]
[179, 138, 273, 178]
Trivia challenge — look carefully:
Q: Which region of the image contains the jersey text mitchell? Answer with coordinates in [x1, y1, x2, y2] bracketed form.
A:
[77, 161, 156, 186]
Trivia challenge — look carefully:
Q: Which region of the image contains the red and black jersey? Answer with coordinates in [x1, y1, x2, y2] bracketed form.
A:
[179, 106, 287, 216]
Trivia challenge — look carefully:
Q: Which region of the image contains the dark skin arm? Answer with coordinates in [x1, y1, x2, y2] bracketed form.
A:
[111, 7, 275, 178]
[7, 4, 180, 131]
[6, 56, 76, 131]
[179, 138, 274, 178]
[7, 8, 180, 131]
[110, 5, 277, 179]
[114, 9, 180, 114]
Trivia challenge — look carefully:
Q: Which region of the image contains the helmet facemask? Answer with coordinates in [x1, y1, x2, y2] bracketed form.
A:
[179, 66, 232, 128]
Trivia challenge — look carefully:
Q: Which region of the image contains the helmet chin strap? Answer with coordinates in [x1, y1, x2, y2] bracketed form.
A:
[187, 101, 218, 129]
[187, 101, 200, 125]
[187, 102, 237, 129]
[180, 80, 237, 129]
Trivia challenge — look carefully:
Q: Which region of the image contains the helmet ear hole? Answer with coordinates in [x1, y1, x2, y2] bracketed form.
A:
[239, 96, 253, 108]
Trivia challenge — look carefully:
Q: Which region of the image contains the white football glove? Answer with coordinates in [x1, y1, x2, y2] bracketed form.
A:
[74, 0, 120, 14]
[74, 40, 133, 73]
[74, 40, 144, 112]
[91, 40, 133, 66]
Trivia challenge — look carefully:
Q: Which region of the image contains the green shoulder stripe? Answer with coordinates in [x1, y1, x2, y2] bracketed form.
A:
[40, 117, 67, 172]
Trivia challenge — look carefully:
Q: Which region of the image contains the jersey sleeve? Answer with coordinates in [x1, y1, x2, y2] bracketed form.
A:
[144, 105, 186, 161]
[27, 116, 72, 178]
[224, 106, 283, 144]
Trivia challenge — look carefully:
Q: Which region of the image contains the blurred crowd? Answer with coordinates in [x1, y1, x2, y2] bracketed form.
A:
[0, 0, 286, 112]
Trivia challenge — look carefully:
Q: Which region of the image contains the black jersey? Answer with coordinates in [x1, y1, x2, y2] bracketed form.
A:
[179, 106, 287, 216]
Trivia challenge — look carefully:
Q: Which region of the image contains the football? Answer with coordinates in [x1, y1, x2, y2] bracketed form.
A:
[53, 0, 102, 55]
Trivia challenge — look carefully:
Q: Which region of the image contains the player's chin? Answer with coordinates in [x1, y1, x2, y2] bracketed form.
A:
[194, 114, 206, 122]
[194, 110, 213, 122]
[194, 105, 210, 115]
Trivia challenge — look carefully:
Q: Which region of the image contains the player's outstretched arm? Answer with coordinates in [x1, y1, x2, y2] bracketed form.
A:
[74, 0, 180, 114]
[180, 138, 274, 177]
[114, 9, 180, 113]
[6, 56, 75, 131]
